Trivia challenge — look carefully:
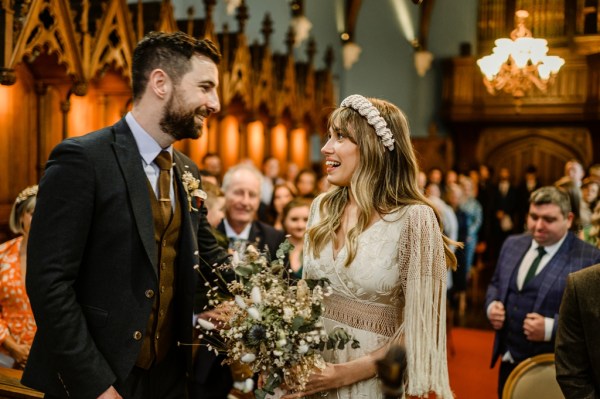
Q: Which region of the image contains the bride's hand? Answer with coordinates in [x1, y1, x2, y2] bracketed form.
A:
[280, 363, 342, 399]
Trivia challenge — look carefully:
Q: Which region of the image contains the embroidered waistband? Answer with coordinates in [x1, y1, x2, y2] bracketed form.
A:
[323, 292, 400, 337]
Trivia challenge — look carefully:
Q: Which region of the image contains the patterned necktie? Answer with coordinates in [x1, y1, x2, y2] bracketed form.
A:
[154, 151, 173, 224]
[523, 246, 546, 286]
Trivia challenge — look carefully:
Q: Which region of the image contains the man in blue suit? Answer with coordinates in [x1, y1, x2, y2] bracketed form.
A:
[485, 186, 600, 398]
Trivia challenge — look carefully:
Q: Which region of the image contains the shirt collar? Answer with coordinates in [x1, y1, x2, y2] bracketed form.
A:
[125, 112, 173, 165]
[223, 218, 252, 240]
[531, 231, 569, 257]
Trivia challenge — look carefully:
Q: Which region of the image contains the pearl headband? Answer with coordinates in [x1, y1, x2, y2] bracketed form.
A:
[340, 94, 395, 151]
[15, 185, 38, 205]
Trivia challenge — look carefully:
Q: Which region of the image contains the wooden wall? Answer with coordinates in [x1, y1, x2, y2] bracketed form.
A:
[0, 0, 335, 239]
[442, 0, 600, 184]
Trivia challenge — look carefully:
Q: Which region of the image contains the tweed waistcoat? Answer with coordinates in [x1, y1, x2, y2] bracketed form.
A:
[135, 179, 182, 369]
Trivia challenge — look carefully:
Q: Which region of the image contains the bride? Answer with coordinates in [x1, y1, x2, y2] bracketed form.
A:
[282, 95, 455, 399]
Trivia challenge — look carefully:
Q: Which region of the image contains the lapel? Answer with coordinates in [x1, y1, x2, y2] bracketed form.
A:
[172, 151, 198, 232]
[172, 151, 199, 296]
[111, 119, 157, 274]
[533, 233, 573, 309]
[500, 235, 531, 301]
[249, 221, 266, 250]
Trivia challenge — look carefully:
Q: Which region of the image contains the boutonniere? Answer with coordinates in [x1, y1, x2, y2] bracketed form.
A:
[181, 171, 207, 212]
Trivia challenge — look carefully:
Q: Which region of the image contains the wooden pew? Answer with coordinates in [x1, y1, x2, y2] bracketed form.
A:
[0, 368, 43, 399]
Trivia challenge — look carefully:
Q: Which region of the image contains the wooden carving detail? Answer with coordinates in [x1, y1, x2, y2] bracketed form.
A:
[1, 0, 335, 127]
[218, 1, 252, 112]
[249, 13, 274, 119]
[272, 26, 298, 123]
[10, 0, 84, 84]
[87, 0, 136, 81]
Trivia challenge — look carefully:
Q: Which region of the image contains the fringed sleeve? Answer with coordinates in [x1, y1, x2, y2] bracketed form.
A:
[392, 205, 453, 399]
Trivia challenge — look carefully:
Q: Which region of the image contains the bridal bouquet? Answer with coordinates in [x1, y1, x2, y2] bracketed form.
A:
[195, 240, 359, 399]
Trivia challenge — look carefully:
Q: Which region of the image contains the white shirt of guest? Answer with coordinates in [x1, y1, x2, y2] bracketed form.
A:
[516, 233, 567, 290]
[223, 218, 251, 241]
[125, 112, 175, 209]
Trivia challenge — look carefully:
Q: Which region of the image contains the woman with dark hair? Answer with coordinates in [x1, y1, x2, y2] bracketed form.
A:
[555, 177, 582, 233]
[281, 197, 312, 278]
[265, 182, 297, 230]
[294, 169, 318, 199]
[0, 185, 38, 369]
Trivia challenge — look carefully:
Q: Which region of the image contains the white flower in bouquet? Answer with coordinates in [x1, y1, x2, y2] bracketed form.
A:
[195, 239, 360, 399]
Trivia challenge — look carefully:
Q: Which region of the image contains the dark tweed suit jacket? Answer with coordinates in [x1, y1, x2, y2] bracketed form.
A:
[555, 264, 600, 399]
[485, 232, 600, 368]
[22, 119, 229, 398]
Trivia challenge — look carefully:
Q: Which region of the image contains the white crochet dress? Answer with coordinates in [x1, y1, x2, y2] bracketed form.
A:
[303, 195, 453, 399]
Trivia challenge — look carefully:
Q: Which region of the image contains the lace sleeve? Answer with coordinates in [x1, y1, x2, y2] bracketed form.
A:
[393, 205, 453, 399]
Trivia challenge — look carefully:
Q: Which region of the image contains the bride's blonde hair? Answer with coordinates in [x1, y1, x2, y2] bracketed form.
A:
[307, 98, 458, 269]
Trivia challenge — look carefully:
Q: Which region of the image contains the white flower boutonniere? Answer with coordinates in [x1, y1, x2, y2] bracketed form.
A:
[181, 171, 207, 212]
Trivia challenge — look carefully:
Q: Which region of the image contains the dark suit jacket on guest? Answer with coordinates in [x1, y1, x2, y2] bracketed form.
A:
[485, 232, 600, 368]
[22, 119, 229, 398]
[555, 264, 600, 399]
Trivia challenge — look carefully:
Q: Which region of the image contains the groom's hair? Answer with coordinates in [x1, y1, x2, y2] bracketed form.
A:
[131, 31, 221, 101]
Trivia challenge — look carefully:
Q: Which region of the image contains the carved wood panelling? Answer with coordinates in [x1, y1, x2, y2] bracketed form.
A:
[9, 0, 84, 85]
[477, 127, 592, 185]
[87, 0, 136, 82]
[0, 0, 335, 237]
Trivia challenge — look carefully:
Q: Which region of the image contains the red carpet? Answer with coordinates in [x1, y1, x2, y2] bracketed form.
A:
[448, 327, 499, 398]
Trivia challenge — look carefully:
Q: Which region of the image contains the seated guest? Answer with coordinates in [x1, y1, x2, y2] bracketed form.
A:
[201, 152, 223, 184]
[583, 202, 600, 247]
[218, 164, 286, 257]
[202, 181, 227, 248]
[281, 198, 312, 279]
[260, 156, 284, 208]
[199, 169, 218, 187]
[580, 177, 599, 229]
[265, 182, 297, 230]
[555, 177, 583, 234]
[294, 168, 318, 199]
[0, 185, 38, 369]
[192, 164, 285, 399]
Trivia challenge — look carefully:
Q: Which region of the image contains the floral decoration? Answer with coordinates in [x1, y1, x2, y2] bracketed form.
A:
[195, 240, 359, 399]
[181, 171, 206, 212]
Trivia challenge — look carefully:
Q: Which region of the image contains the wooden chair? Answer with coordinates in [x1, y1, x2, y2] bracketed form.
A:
[502, 353, 565, 399]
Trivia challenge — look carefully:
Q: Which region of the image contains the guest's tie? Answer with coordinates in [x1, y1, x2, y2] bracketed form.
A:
[229, 238, 249, 255]
[154, 151, 173, 224]
[523, 246, 546, 286]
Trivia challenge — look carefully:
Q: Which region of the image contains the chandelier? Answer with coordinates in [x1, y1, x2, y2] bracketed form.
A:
[477, 10, 565, 101]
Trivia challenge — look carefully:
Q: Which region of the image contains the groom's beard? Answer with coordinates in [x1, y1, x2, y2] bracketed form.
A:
[160, 91, 208, 141]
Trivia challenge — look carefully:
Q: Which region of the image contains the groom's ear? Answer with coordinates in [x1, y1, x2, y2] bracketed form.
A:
[148, 69, 171, 100]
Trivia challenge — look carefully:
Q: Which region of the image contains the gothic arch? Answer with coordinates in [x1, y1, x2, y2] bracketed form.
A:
[476, 127, 593, 184]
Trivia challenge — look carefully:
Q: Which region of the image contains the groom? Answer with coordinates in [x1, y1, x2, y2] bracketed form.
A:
[22, 31, 230, 399]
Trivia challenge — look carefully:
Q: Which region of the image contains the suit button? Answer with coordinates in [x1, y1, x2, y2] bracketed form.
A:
[155, 332, 160, 340]
[145, 289, 155, 298]
[133, 331, 143, 340]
